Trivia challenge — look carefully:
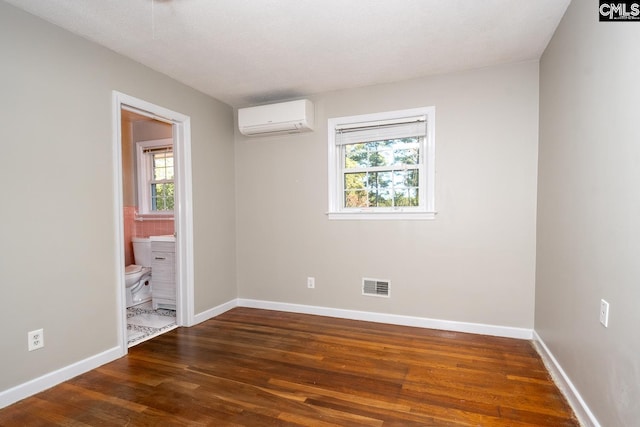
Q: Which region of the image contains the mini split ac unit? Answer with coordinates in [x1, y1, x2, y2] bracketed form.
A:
[238, 99, 314, 136]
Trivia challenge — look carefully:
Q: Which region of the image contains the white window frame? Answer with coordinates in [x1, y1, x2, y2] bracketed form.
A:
[327, 106, 435, 220]
[136, 138, 174, 216]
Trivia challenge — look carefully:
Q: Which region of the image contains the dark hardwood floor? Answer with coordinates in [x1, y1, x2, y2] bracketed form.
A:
[0, 308, 578, 426]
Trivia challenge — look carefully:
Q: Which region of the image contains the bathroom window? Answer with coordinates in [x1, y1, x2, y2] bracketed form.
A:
[327, 107, 435, 220]
[136, 138, 174, 215]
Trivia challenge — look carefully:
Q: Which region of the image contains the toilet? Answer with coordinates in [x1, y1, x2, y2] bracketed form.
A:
[125, 237, 152, 308]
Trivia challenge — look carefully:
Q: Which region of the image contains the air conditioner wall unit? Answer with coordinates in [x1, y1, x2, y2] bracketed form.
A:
[238, 99, 314, 136]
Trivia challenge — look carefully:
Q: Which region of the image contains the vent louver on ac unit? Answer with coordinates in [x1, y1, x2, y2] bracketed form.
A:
[362, 278, 390, 297]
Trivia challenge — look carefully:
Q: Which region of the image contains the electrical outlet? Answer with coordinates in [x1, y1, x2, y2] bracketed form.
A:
[599, 299, 609, 327]
[307, 277, 315, 289]
[28, 328, 44, 351]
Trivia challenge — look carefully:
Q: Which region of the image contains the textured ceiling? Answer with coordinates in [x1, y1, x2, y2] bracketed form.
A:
[6, 0, 570, 107]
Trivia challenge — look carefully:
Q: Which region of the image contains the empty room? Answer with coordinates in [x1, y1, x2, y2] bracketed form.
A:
[0, 1, 638, 426]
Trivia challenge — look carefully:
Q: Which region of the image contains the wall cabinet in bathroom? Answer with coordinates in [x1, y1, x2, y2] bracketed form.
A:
[151, 241, 176, 310]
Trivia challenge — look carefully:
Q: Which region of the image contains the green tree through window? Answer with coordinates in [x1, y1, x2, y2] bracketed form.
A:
[137, 139, 175, 215]
[343, 138, 420, 208]
[150, 151, 174, 211]
[328, 106, 435, 220]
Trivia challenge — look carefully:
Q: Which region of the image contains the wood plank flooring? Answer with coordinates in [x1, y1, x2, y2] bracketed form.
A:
[0, 308, 578, 426]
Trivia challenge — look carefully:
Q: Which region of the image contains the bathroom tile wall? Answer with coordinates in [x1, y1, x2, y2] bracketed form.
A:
[123, 206, 136, 266]
[123, 206, 174, 266]
[134, 216, 175, 238]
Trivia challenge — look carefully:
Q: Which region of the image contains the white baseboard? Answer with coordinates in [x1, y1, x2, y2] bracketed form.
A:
[192, 298, 237, 325]
[532, 331, 600, 427]
[0, 346, 122, 410]
[0, 296, 238, 410]
[237, 298, 533, 339]
[0, 299, 535, 411]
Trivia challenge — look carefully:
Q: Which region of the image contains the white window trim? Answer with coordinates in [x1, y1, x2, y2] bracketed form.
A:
[136, 138, 174, 217]
[327, 106, 436, 220]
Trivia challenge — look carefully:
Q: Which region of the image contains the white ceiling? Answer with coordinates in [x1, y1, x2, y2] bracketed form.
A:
[6, 0, 570, 107]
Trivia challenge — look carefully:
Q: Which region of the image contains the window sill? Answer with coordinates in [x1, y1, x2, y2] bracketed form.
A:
[135, 213, 175, 221]
[327, 211, 436, 221]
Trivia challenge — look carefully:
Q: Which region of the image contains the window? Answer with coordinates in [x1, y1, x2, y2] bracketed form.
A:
[136, 138, 174, 215]
[328, 107, 435, 220]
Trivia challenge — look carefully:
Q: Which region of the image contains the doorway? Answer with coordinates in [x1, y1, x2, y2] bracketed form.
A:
[112, 91, 194, 354]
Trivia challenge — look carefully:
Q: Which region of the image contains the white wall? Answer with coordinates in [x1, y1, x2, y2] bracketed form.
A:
[536, 1, 640, 425]
[15, 2, 635, 421]
[235, 61, 539, 328]
[0, 1, 236, 393]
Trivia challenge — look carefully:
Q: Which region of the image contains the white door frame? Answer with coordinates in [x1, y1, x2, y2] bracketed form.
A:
[112, 91, 195, 355]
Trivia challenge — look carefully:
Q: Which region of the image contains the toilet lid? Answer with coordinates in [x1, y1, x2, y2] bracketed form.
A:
[125, 265, 143, 275]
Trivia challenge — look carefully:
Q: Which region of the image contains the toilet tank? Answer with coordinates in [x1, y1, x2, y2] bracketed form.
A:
[131, 237, 152, 267]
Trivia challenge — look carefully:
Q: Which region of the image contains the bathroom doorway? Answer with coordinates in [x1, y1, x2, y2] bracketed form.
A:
[112, 92, 194, 354]
[122, 111, 175, 346]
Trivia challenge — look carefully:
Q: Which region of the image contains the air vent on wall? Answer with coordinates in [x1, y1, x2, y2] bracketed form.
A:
[362, 278, 390, 297]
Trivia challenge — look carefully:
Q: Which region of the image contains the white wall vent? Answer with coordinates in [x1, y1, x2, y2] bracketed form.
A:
[238, 99, 314, 137]
[362, 278, 390, 297]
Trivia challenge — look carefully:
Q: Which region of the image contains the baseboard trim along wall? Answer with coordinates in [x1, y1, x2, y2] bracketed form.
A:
[237, 298, 533, 340]
[533, 331, 600, 427]
[0, 299, 238, 410]
[7, 298, 595, 419]
[192, 299, 238, 325]
[0, 346, 122, 410]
